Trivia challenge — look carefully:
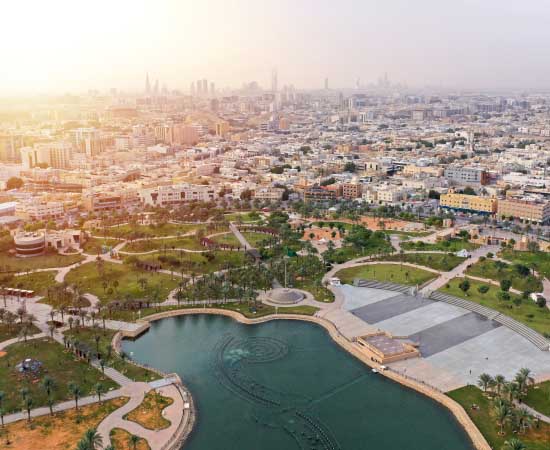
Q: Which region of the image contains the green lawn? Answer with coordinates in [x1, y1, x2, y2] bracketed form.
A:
[107, 302, 318, 322]
[335, 263, 436, 286]
[81, 237, 120, 255]
[0, 322, 41, 342]
[96, 223, 203, 239]
[448, 385, 550, 450]
[64, 262, 178, 304]
[122, 236, 204, 253]
[64, 327, 160, 382]
[0, 338, 117, 413]
[210, 232, 241, 247]
[525, 381, 550, 416]
[241, 232, 274, 248]
[501, 250, 550, 279]
[224, 212, 263, 223]
[401, 238, 479, 252]
[466, 259, 543, 293]
[440, 278, 550, 335]
[325, 242, 394, 264]
[131, 250, 248, 275]
[4, 271, 59, 296]
[375, 253, 465, 271]
[387, 230, 432, 237]
[0, 252, 84, 273]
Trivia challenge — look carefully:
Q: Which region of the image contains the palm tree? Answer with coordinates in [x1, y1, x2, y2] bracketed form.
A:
[477, 373, 494, 393]
[515, 368, 534, 396]
[68, 382, 82, 410]
[129, 434, 140, 450]
[23, 397, 33, 422]
[502, 438, 526, 450]
[513, 407, 533, 434]
[41, 376, 55, 412]
[494, 375, 507, 397]
[94, 383, 105, 403]
[494, 399, 511, 435]
[82, 428, 103, 449]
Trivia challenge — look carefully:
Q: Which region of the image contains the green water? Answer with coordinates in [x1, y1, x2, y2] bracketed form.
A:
[123, 315, 474, 450]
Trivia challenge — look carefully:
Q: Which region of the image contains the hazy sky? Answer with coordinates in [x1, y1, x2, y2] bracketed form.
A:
[2, 0, 550, 94]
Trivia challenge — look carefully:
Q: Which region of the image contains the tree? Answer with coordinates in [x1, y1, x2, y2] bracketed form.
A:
[494, 399, 511, 435]
[94, 383, 105, 403]
[82, 428, 103, 450]
[502, 438, 526, 450]
[477, 373, 493, 392]
[493, 375, 506, 397]
[41, 376, 55, 414]
[536, 296, 547, 308]
[478, 285, 490, 295]
[23, 397, 33, 422]
[129, 434, 140, 450]
[458, 279, 471, 296]
[68, 382, 82, 410]
[500, 279, 512, 292]
[344, 162, 356, 172]
[6, 177, 23, 190]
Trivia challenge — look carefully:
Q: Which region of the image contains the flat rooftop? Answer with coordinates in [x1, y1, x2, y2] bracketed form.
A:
[362, 334, 408, 357]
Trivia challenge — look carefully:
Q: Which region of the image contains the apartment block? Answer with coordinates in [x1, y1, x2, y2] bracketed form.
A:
[497, 198, 550, 224]
[439, 191, 497, 214]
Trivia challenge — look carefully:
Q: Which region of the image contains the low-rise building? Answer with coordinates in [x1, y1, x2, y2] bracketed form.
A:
[497, 197, 550, 224]
[439, 191, 497, 214]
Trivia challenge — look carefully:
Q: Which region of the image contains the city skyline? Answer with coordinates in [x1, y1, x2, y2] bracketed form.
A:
[3, 0, 550, 95]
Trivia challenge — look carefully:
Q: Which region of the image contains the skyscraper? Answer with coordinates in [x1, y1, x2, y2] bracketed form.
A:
[145, 73, 151, 95]
[324, 78, 329, 90]
[153, 79, 159, 96]
[190, 81, 195, 96]
[202, 79, 208, 95]
[271, 69, 278, 93]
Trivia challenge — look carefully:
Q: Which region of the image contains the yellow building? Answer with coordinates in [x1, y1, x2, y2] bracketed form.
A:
[440, 191, 497, 214]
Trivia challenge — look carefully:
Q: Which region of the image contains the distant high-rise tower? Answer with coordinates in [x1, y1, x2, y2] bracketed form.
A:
[190, 82, 195, 96]
[324, 78, 329, 90]
[153, 79, 159, 96]
[271, 69, 278, 93]
[210, 82, 215, 96]
[145, 73, 151, 95]
[202, 79, 208, 95]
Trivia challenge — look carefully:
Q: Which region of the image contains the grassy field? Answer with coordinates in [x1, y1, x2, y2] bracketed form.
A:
[0, 322, 41, 342]
[133, 250, 248, 274]
[122, 236, 204, 253]
[440, 277, 550, 335]
[97, 223, 202, 239]
[501, 250, 550, 279]
[7, 271, 59, 296]
[465, 258, 543, 293]
[241, 232, 274, 247]
[335, 263, 436, 286]
[0, 338, 117, 413]
[401, 238, 479, 252]
[525, 381, 550, 416]
[0, 252, 84, 273]
[81, 237, 120, 255]
[375, 253, 465, 271]
[107, 302, 319, 322]
[125, 390, 173, 430]
[110, 428, 150, 450]
[3, 396, 128, 450]
[64, 328, 160, 382]
[210, 232, 241, 247]
[448, 385, 550, 450]
[224, 212, 263, 223]
[64, 262, 178, 304]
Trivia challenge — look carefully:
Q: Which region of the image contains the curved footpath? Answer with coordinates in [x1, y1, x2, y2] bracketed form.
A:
[114, 308, 491, 450]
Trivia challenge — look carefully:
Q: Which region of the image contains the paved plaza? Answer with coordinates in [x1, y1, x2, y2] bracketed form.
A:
[337, 285, 550, 391]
